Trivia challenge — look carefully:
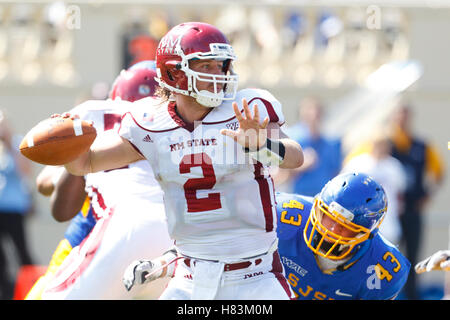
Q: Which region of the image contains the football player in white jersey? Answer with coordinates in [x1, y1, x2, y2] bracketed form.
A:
[60, 22, 303, 300]
[40, 61, 173, 299]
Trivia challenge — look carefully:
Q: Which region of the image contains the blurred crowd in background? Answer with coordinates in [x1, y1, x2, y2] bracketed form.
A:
[0, 1, 449, 300]
[0, 2, 409, 88]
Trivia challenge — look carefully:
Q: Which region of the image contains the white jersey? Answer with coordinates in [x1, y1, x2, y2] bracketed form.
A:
[119, 88, 285, 260]
[71, 99, 164, 219]
[42, 99, 172, 300]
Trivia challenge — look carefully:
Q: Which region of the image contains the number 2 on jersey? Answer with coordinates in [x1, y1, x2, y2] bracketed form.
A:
[179, 153, 222, 212]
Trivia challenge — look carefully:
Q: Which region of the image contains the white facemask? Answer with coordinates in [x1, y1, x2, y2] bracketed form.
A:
[194, 90, 225, 108]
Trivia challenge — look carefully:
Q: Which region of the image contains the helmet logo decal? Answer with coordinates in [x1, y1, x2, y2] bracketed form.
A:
[209, 43, 235, 57]
[158, 34, 182, 55]
[364, 210, 383, 218]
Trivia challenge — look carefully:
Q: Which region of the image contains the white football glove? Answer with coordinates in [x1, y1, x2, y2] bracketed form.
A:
[415, 250, 450, 274]
[122, 248, 178, 291]
[122, 260, 154, 291]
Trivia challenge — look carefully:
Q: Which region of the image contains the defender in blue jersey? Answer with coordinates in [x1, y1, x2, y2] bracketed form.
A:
[123, 172, 410, 300]
[276, 172, 410, 300]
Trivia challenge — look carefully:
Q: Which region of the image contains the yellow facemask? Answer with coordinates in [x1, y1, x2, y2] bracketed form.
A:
[303, 198, 382, 260]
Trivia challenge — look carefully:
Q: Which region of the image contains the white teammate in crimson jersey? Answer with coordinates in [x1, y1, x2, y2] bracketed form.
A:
[42, 99, 173, 299]
[74, 100, 164, 219]
[119, 88, 283, 261]
[41, 62, 173, 300]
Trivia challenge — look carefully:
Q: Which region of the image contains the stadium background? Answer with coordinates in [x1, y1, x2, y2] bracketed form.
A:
[0, 0, 449, 299]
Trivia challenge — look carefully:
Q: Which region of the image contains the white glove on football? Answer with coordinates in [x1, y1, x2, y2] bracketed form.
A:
[123, 259, 158, 292]
[415, 250, 450, 274]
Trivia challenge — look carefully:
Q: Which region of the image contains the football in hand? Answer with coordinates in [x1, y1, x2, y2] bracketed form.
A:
[19, 117, 97, 165]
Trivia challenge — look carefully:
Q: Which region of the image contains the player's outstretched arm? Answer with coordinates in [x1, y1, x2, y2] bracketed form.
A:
[50, 170, 86, 222]
[268, 123, 304, 169]
[55, 113, 144, 176]
[415, 250, 450, 273]
[220, 98, 303, 169]
[64, 130, 143, 176]
[36, 165, 86, 221]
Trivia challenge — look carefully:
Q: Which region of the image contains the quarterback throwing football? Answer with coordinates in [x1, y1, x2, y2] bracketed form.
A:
[59, 22, 303, 300]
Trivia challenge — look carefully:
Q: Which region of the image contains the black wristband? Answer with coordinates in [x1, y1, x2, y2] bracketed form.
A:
[244, 138, 285, 160]
[266, 138, 286, 159]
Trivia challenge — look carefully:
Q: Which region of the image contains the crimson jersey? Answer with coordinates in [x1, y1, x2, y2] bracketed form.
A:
[119, 88, 285, 260]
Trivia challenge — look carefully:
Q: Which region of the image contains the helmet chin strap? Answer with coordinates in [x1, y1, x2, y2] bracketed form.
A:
[194, 90, 224, 108]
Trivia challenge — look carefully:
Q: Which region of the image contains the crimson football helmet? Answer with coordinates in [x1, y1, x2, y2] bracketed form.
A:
[109, 60, 158, 102]
[155, 22, 238, 108]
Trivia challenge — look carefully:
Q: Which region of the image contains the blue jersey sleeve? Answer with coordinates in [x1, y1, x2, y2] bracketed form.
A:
[362, 235, 411, 300]
[276, 192, 314, 256]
